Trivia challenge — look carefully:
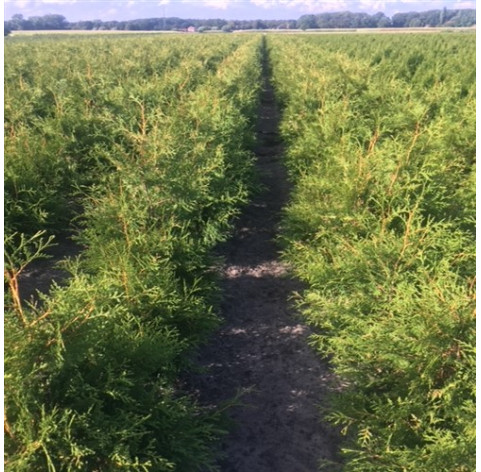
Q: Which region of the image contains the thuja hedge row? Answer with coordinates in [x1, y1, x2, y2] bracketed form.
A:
[4, 34, 243, 237]
[5, 35, 262, 470]
[269, 33, 475, 471]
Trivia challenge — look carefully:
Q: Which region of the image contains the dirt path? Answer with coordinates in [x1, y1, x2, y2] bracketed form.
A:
[188, 48, 342, 472]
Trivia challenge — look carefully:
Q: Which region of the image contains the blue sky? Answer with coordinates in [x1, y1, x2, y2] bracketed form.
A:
[3, 0, 476, 22]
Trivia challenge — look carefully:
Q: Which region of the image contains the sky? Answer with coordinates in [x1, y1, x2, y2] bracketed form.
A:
[3, 0, 477, 23]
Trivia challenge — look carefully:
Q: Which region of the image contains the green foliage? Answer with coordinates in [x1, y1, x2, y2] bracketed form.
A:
[5, 34, 262, 470]
[4, 35, 247, 237]
[5, 266, 224, 471]
[269, 33, 475, 471]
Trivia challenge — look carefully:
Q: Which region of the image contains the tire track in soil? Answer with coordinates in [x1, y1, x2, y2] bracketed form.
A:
[188, 48, 342, 472]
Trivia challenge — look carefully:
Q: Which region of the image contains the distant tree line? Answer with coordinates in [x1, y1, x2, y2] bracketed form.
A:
[390, 8, 476, 27]
[4, 9, 476, 35]
[296, 8, 475, 29]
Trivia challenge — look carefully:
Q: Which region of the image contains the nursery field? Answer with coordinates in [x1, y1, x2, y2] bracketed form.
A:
[270, 33, 475, 471]
[5, 33, 262, 470]
[4, 32, 475, 471]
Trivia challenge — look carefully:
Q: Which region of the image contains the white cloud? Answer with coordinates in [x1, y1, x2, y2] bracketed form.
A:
[165, 0, 244, 10]
[4, 0, 36, 8]
[392, 0, 474, 6]
[152, 0, 350, 10]
[10, 0, 31, 8]
[250, 0, 349, 12]
[38, 0, 78, 3]
[105, 7, 119, 14]
[359, 0, 386, 12]
[449, 0, 475, 7]
[201, 0, 230, 8]
[9, 0, 476, 11]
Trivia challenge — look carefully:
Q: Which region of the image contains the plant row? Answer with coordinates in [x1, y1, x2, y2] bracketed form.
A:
[4, 34, 245, 236]
[4, 34, 262, 471]
[268, 33, 475, 471]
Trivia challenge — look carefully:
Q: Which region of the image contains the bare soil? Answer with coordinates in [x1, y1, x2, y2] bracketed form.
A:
[17, 233, 82, 304]
[187, 55, 342, 471]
